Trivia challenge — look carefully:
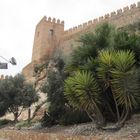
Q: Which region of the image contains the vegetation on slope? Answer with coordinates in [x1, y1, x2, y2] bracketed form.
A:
[0, 21, 140, 131]
[64, 22, 140, 129]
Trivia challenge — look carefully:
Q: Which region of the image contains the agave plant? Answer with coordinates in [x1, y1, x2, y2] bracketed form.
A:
[64, 71, 105, 127]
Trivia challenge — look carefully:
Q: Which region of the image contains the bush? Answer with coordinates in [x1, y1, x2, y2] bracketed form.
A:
[32, 122, 43, 130]
[15, 120, 30, 129]
[59, 110, 91, 125]
[41, 109, 91, 127]
[0, 119, 11, 126]
[40, 112, 57, 127]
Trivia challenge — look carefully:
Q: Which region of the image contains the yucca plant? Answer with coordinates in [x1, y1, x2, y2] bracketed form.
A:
[97, 49, 120, 122]
[111, 51, 140, 127]
[97, 49, 115, 88]
[65, 23, 140, 129]
[98, 50, 140, 127]
[64, 71, 105, 127]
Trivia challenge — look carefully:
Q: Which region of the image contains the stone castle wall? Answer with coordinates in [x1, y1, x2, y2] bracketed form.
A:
[22, 62, 36, 83]
[0, 75, 9, 80]
[22, 2, 140, 82]
[63, 2, 140, 38]
[60, 2, 140, 57]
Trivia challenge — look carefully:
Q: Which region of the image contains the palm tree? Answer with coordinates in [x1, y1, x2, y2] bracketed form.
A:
[66, 23, 116, 74]
[114, 30, 140, 65]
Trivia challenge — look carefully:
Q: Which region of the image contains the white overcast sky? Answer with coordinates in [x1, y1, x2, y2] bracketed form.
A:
[0, 0, 139, 76]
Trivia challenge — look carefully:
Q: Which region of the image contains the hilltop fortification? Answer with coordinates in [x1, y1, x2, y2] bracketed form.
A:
[23, 2, 140, 82]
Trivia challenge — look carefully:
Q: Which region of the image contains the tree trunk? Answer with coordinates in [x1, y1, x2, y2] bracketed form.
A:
[116, 108, 129, 128]
[14, 112, 18, 123]
[28, 107, 31, 124]
[85, 110, 95, 122]
[30, 100, 46, 120]
[91, 99, 105, 126]
[111, 87, 120, 122]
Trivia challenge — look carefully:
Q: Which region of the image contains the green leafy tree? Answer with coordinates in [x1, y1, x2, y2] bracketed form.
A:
[41, 58, 66, 124]
[0, 74, 38, 122]
[41, 57, 91, 126]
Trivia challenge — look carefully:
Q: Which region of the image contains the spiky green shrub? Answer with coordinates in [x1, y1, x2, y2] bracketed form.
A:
[64, 71, 105, 126]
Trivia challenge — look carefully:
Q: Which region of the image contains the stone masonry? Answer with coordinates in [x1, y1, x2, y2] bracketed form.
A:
[22, 2, 140, 82]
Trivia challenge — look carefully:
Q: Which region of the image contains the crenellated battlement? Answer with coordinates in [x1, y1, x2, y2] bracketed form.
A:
[47, 16, 64, 25]
[64, 2, 140, 36]
[0, 75, 9, 80]
[38, 16, 64, 26]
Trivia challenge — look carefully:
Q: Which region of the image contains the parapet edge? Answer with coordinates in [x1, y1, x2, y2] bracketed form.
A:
[64, 2, 140, 35]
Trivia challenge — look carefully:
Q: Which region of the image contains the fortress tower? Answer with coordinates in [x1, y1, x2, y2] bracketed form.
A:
[23, 2, 140, 83]
[32, 16, 64, 62]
